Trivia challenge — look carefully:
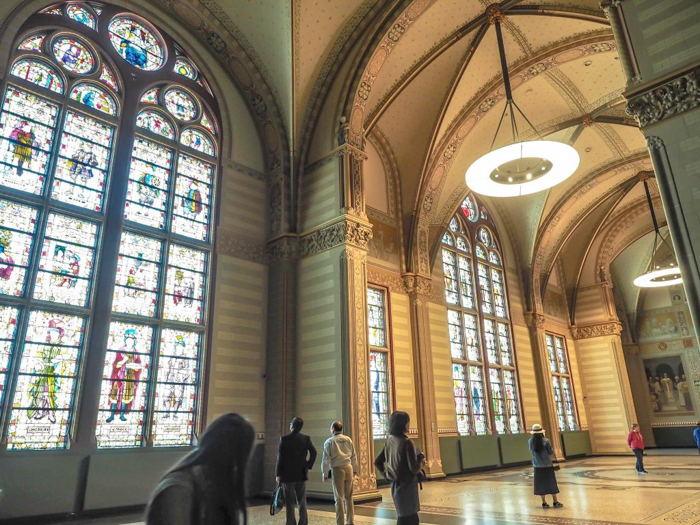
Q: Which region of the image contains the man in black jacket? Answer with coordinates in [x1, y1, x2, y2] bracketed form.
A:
[275, 417, 317, 525]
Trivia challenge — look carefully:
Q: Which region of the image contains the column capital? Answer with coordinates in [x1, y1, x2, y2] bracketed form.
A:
[600, 0, 626, 10]
[524, 312, 546, 329]
[402, 274, 433, 296]
[300, 216, 373, 257]
[266, 234, 300, 263]
[570, 321, 623, 340]
[646, 135, 665, 151]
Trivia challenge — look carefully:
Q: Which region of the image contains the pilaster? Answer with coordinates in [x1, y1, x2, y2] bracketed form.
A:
[404, 274, 445, 478]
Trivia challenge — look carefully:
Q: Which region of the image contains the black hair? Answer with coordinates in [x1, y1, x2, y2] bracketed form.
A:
[388, 411, 410, 437]
[531, 432, 545, 452]
[291, 417, 304, 432]
[332, 421, 343, 433]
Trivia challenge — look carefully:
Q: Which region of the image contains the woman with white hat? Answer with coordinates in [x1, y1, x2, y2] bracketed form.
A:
[528, 424, 562, 508]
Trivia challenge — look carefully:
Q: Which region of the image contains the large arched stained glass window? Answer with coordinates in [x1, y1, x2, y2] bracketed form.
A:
[441, 196, 522, 436]
[0, 3, 218, 451]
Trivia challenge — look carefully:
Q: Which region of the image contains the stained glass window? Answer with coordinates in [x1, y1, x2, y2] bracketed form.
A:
[124, 137, 172, 228]
[152, 328, 200, 446]
[52, 37, 95, 74]
[370, 351, 390, 437]
[140, 88, 158, 104]
[461, 194, 478, 222]
[33, 213, 98, 307]
[70, 84, 117, 116]
[453, 364, 470, 434]
[457, 236, 469, 253]
[367, 287, 386, 348]
[546, 334, 578, 431]
[18, 34, 45, 52]
[66, 5, 96, 29]
[10, 59, 64, 93]
[489, 250, 501, 266]
[463, 313, 480, 361]
[442, 249, 459, 306]
[447, 309, 464, 360]
[163, 244, 206, 324]
[200, 110, 215, 135]
[0, 306, 19, 408]
[0, 199, 39, 297]
[442, 232, 453, 246]
[478, 263, 492, 315]
[112, 231, 163, 317]
[180, 129, 214, 157]
[0, 87, 60, 194]
[99, 65, 118, 91]
[136, 110, 175, 140]
[164, 89, 197, 121]
[449, 217, 459, 233]
[7, 310, 85, 449]
[95, 321, 153, 448]
[108, 18, 164, 71]
[51, 110, 114, 211]
[173, 58, 197, 80]
[44, 7, 63, 15]
[171, 155, 212, 241]
[478, 227, 492, 247]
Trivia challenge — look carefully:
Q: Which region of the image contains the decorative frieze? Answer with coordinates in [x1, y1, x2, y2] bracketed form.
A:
[626, 67, 700, 127]
[403, 274, 432, 296]
[367, 267, 406, 294]
[266, 235, 300, 263]
[570, 321, 623, 340]
[300, 217, 373, 257]
[217, 230, 266, 263]
[524, 312, 546, 329]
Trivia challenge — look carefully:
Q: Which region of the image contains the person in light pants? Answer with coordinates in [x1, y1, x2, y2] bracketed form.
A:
[321, 421, 358, 525]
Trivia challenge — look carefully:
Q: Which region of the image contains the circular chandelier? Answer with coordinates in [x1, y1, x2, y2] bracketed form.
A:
[634, 177, 682, 288]
[465, 17, 579, 197]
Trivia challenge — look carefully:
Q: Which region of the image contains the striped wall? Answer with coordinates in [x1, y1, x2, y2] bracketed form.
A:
[575, 336, 636, 453]
[296, 248, 344, 495]
[218, 167, 266, 239]
[575, 285, 609, 325]
[428, 302, 459, 432]
[301, 158, 341, 232]
[389, 291, 417, 423]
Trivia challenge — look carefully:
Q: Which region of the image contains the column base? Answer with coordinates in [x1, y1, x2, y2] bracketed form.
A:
[425, 471, 447, 480]
[306, 489, 383, 503]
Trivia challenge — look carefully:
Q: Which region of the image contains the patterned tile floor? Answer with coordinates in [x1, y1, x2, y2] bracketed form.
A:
[42, 452, 700, 525]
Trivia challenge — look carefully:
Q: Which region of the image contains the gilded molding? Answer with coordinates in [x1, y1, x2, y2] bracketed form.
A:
[300, 217, 373, 257]
[570, 322, 623, 339]
[626, 67, 700, 128]
[403, 274, 433, 296]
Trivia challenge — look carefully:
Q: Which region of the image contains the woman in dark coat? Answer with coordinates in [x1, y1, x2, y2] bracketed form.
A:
[146, 413, 255, 525]
[374, 411, 426, 525]
[528, 423, 562, 508]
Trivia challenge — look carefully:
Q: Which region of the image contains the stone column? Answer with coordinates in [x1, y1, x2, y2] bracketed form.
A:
[524, 312, 564, 459]
[403, 274, 445, 478]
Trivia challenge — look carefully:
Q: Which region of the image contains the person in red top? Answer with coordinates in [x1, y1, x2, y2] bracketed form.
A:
[627, 423, 647, 474]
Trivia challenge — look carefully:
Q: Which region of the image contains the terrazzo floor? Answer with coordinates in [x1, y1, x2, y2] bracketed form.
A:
[41, 452, 700, 525]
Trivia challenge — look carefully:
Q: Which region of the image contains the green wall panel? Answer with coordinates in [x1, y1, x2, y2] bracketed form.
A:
[561, 431, 592, 457]
[499, 433, 532, 465]
[652, 426, 697, 447]
[438, 436, 462, 475]
[459, 435, 500, 470]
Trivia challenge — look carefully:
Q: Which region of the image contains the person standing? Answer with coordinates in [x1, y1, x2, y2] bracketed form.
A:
[693, 421, 700, 455]
[374, 411, 426, 525]
[321, 421, 358, 525]
[276, 417, 317, 525]
[627, 423, 647, 474]
[528, 424, 563, 508]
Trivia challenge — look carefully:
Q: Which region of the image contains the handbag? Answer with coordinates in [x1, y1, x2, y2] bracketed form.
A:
[270, 483, 284, 516]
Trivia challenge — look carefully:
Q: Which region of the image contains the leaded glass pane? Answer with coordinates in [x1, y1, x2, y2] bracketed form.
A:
[44, 7, 62, 15]
[0, 199, 39, 297]
[562, 377, 577, 430]
[503, 369, 520, 433]
[463, 313, 480, 362]
[555, 336, 568, 374]
[10, 59, 64, 93]
[458, 255, 474, 309]
[113, 231, 163, 317]
[453, 363, 470, 435]
[95, 321, 153, 448]
[200, 110, 215, 135]
[33, 213, 98, 307]
[124, 137, 172, 228]
[483, 319, 498, 363]
[553, 376, 565, 431]
[478, 227, 492, 247]
[180, 129, 214, 157]
[108, 18, 164, 71]
[478, 263, 492, 315]
[457, 236, 469, 253]
[66, 5, 96, 29]
[0, 87, 60, 194]
[442, 248, 458, 305]
[497, 322, 512, 366]
[442, 232, 453, 246]
[7, 310, 85, 449]
[99, 65, 118, 91]
[447, 309, 464, 360]
[490, 368, 506, 434]
[475, 244, 486, 260]
[152, 328, 200, 446]
[173, 58, 197, 80]
[470, 365, 487, 435]
[140, 88, 158, 104]
[367, 288, 386, 348]
[136, 110, 174, 140]
[172, 155, 212, 241]
[18, 34, 45, 52]
[491, 268, 506, 318]
[163, 244, 206, 324]
[51, 110, 114, 211]
[164, 89, 197, 121]
[449, 217, 459, 233]
[0, 305, 19, 408]
[546, 334, 557, 373]
[69, 84, 117, 116]
[370, 351, 389, 437]
[461, 195, 478, 222]
[52, 37, 95, 74]
[489, 250, 501, 266]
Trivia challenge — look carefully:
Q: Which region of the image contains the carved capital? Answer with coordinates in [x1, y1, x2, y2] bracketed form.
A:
[626, 67, 700, 127]
[367, 268, 407, 293]
[600, 0, 625, 9]
[402, 274, 433, 296]
[486, 4, 504, 24]
[217, 230, 266, 263]
[570, 321, 623, 339]
[646, 135, 665, 151]
[300, 217, 373, 257]
[525, 312, 546, 329]
[266, 236, 300, 262]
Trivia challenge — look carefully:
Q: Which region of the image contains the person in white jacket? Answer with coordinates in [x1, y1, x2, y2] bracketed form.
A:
[321, 421, 359, 525]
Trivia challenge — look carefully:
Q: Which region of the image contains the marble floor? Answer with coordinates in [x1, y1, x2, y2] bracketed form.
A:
[44, 453, 700, 525]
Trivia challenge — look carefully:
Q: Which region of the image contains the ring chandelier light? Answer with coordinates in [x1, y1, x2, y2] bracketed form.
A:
[633, 178, 682, 288]
[465, 18, 580, 197]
